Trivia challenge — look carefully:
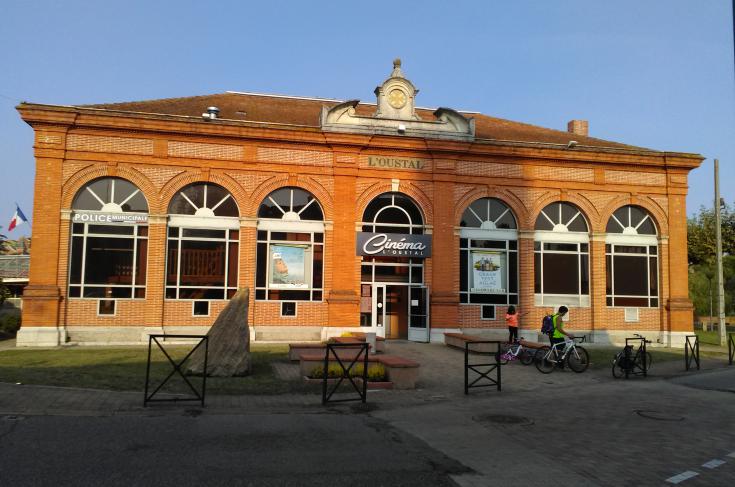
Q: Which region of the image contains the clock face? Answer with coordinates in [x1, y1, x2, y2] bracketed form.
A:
[388, 89, 407, 109]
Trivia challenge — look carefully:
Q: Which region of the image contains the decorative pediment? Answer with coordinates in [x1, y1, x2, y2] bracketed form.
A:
[320, 59, 475, 141]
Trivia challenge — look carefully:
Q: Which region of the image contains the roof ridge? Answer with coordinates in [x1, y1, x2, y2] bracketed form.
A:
[79, 92, 228, 108]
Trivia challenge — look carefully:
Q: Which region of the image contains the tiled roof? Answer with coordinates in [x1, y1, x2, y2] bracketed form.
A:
[83, 92, 649, 151]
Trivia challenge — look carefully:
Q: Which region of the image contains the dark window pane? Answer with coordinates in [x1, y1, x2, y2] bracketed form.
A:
[312, 291, 322, 301]
[460, 293, 468, 303]
[229, 230, 239, 240]
[374, 265, 410, 283]
[281, 301, 296, 316]
[166, 288, 177, 299]
[68, 286, 81, 298]
[257, 231, 267, 240]
[70, 236, 84, 284]
[472, 240, 505, 249]
[88, 225, 134, 235]
[168, 227, 179, 237]
[612, 207, 629, 228]
[615, 245, 647, 254]
[481, 305, 495, 319]
[98, 300, 115, 315]
[460, 238, 468, 248]
[361, 265, 373, 282]
[166, 240, 179, 286]
[544, 243, 577, 252]
[509, 294, 518, 304]
[535, 209, 555, 230]
[580, 254, 589, 294]
[469, 293, 507, 304]
[605, 244, 611, 253]
[394, 194, 423, 225]
[206, 185, 239, 217]
[534, 241, 541, 250]
[193, 301, 209, 316]
[375, 206, 410, 225]
[73, 178, 109, 211]
[228, 242, 238, 287]
[534, 252, 541, 293]
[135, 288, 145, 299]
[542, 253, 579, 294]
[136, 239, 147, 286]
[183, 228, 226, 239]
[649, 257, 658, 296]
[561, 203, 579, 226]
[179, 240, 226, 287]
[637, 217, 656, 235]
[468, 199, 489, 225]
[460, 250, 468, 292]
[509, 252, 518, 293]
[113, 179, 148, 212]
[255, 289, 266, 300]
[606, 255, 612, 295]
[508, 241, 517, 250]
[615, 297, 648, 307]
[649, 246, 657, 255]
[256, 243, 267, 287]
[580, 243, 588, 253]
[179, 288, 225, 300]
[314, 233, 323, 243]
[83, 287, 131, 298]
[268, 290, 311, 301]
[258, 187, 290, 218]
[84, 237, 135, 285]
[650, 298, 658, 307]
[606, 297, 612, 306]
[411, 266, 423, 283]
[313, 245, 323, 288]
[613, 255, 648, 296]
[137, 226, 148, 237]
[72, 223, 84, 234]
[629, 206, 646, 227]
[169, 184, 204, 215]
[227, 289, 236, 299]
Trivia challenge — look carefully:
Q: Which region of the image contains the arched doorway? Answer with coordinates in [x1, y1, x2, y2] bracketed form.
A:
[358, 192, 430, 341]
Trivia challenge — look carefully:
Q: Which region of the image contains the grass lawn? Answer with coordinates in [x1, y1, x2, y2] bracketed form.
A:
[695, 329, 735, 347]
[0, 344, 316, 395]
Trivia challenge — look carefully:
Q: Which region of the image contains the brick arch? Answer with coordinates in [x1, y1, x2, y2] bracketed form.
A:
[208, 172, 249, 218]
[61, 165, 157, 213]
[247, 175, 334, 221]
[599, 196, 669, 236]
[530, 191, 598, 232]
[355, 181, 434, 225]
[454, 187, 528, 230]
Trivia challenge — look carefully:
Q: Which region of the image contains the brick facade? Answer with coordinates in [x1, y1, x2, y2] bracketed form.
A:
[15, 86, 702, 347]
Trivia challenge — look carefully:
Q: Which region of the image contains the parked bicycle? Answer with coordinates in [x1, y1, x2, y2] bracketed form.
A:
[499, 339, 534, 365]
[534, 336, 589, 373]
[612, 333, 652, 378]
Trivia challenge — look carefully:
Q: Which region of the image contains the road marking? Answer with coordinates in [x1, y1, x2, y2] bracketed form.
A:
[665, 471, 699, 484]
[702, 459, 725, 469]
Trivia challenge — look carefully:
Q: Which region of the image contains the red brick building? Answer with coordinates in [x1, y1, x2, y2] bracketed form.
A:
[16, 60, 702, 346]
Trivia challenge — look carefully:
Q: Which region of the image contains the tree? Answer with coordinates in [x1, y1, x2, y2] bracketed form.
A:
[687, 203, 735, 265]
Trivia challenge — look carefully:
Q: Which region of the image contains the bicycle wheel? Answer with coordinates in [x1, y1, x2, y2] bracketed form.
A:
[566, 346, 589, 373]
[635, 352, 653, 372]
[612, 354, 625, 378]
[498, 352, 510, 365]
[535, 347, 555, 374]
[520, 349, 534, 366]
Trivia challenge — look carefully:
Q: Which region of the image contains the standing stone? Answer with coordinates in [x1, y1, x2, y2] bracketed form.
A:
[187, 288, 251, 376]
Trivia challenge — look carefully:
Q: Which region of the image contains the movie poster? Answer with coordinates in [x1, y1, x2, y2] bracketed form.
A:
[470, 251, 505, 293]
[269, 244, 309, 288]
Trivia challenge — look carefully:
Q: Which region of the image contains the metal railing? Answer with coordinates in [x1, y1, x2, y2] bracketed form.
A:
[464, 340, 502, 394]
[684, 335, 699, 371]
[321, 342, 369, 405]
[729, 333, 734, 366]
[144, 335, 209, 407]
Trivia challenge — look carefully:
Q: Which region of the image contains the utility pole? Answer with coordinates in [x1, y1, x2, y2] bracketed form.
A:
[714, 159, 726, 346]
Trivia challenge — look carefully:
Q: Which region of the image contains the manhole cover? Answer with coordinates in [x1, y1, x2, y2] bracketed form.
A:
[635, 410, 684, 421]
[474, 414, 534, 426]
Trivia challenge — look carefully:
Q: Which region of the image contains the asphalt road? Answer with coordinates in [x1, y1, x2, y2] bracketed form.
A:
[0, 409, 467, 487]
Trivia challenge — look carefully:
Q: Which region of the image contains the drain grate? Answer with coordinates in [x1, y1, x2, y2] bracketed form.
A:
[474, 414, 534, 426]
[635, 410, 684, 421]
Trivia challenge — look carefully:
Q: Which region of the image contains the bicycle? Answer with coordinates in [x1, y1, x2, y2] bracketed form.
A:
[534, 336, 589, 374]
[612, 334, 652, 378]
[499, 339, 534, 365]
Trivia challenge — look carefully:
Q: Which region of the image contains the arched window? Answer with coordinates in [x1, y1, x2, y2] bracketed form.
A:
[459, 198, 518, 308]
[359, 193, 425, 286]
[255, 187, 324, 302]
[166, 183, 239, 304]
[68, 177, 149, 304]
[534, 202, 590, 307]
[605, 205, 659, 308]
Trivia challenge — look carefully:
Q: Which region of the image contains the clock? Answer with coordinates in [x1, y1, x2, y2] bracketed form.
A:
[388, 89, 407, 109]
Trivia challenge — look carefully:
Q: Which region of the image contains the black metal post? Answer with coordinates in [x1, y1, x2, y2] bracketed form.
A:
[464, 343, 469, 395]
[143, 334, 209, 407]
[321, 342, 369, 405]
[729, 332, 734, 366]
[685, 335, 700, 371]
[641, 339, 647, 378]
[624, 339, 632, 380]
[464, 340, 502, 394]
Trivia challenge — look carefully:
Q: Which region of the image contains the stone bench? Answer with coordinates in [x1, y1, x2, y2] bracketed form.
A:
[443, 332, 502, 353]
[346, 332, 386, 353]
[288, 339, 374, 362]
[298, 352, 420, 389]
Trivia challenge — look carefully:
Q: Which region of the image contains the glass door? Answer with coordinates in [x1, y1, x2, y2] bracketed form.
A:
[371, 283, 387, 338]
[408, 286, 430, 342]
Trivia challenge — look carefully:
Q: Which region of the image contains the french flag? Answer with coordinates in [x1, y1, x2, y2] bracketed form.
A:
[8, 204, 28, 232]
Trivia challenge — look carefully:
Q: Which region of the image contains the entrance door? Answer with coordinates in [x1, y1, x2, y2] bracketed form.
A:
[371, 284, 386, 338]
[408, 286, 430, 342]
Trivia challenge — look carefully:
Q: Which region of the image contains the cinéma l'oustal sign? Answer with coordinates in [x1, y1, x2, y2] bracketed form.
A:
[356, 232, 431, 258]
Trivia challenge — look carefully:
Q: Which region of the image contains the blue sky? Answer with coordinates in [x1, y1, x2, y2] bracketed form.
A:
[1, 1, 733, 238]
